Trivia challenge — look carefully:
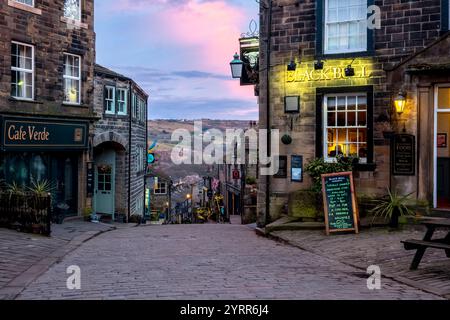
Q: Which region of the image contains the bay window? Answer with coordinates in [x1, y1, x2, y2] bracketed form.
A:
[63, 53, 81, 104]
[11, 42, 34, 100]
[324, 0, 368, 54]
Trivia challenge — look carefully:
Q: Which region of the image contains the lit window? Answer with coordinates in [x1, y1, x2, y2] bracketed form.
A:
[64, 0, 81, 21]
[104, 86, 115, 114]
[15, 0, 34, 6]
[324, 0, 367, 54]
[11, 42, 34, 100]
[117, 88, 127, 115]
[154, 182, 167, 195]
[63, 53, 81, 104]
[324, 94, 368, 163]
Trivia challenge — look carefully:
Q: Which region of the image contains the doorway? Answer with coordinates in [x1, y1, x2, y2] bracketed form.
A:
[94, 149, 116, 218]
[434, 86, 450, 208]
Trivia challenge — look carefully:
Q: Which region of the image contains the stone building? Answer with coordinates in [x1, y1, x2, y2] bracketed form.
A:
[146, 169, 172, 221]
[93, 64, 148, 221]
[251, 0, 450, 225]
[216, 121, 259, 223]
[0, 0, 96, 216]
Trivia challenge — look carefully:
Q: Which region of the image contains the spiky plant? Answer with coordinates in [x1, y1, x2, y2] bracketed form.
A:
[370, 188, 415, 226]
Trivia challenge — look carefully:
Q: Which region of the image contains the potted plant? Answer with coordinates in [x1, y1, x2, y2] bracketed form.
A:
[369, 188, 415, 229]
[27, 180, 54, 233]
[83, 207, 93, 221]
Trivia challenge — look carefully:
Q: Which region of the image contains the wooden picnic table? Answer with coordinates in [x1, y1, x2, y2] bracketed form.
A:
[401, 218, 450, 270]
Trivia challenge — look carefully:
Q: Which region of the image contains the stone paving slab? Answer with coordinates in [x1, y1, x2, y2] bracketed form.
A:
[270, 225, 450, 299]
[0, 220, 117, 300]
[17, 224, 443, 300]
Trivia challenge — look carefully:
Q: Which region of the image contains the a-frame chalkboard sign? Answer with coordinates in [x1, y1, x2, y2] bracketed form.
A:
[321, 172, 359, 236]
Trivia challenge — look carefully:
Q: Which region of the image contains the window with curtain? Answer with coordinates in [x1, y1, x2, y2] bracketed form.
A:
[63, 53, 81, 104]
[11, 42, 34, 100]
[64, 0, 81, 21]
[324, 0, 368, 54]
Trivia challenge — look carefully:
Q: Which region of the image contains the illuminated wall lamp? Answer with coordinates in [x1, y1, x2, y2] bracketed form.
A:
[394, 92, 406, 115]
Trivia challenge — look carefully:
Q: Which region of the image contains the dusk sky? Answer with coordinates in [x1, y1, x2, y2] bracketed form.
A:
[95, 0, 259, 120]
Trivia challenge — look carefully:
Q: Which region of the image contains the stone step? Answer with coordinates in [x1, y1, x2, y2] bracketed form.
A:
[430, 209, 450, 218]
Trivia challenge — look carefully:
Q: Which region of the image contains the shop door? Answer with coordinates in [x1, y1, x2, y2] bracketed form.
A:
[95, 150, 116, 217]
[435, 86, 450, 208]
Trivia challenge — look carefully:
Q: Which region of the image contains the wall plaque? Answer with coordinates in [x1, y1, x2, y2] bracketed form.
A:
[392, 134, 415, 176]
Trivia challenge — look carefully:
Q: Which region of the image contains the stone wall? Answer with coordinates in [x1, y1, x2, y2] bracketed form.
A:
[93, 72, 148, 218]
[0, 0, 96, 117]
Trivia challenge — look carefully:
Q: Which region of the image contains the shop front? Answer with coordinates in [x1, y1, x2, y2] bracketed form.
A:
[0, 116, 90, 216]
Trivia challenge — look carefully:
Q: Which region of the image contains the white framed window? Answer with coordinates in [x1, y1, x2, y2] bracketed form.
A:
[154, 182, 167, 195]
[64, 0, 81, 21]
[323, 93, 368, 163]
[104, 86, 115, 114]
[11, 42, 34, 100]
[15, 0, 34, 7]
[63, 53, 81, 104]
[324, 0, 367, 54]
[117, 88, 128, 115]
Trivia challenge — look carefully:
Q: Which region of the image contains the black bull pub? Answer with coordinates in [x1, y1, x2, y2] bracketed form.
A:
[0, 116, 90, 216]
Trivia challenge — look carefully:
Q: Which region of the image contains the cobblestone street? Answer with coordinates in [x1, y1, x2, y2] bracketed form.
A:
[16, 223, 443, 300]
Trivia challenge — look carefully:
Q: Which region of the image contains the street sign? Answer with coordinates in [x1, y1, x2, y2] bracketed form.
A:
[232, 169, 240, 180]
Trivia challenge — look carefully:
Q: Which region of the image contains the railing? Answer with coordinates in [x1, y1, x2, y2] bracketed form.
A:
[0, 192, 52, 236]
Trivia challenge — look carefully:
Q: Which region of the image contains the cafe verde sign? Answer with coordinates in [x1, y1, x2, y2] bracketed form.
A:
[1, 117, 88, 151]
[286, 65, 370, 83]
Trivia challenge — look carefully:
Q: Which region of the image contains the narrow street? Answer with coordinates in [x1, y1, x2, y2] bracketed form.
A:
[17, 223, 441, 300]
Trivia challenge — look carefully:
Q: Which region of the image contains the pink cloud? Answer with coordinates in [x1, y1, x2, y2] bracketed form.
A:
[152, 1, 246, 74]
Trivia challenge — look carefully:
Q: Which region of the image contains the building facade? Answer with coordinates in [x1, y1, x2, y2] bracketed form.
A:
[217, 121, 259, 224]
[0, 0, 96, 216]
[93, 65, 148, 221]
[255, 0, 450, 225]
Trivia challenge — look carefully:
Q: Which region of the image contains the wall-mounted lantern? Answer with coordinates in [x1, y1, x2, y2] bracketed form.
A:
[314, 60, 324, 70]
[287, 59, 297, 71]
[394, 92, 406, 115]
[345, 65, 355, 77]
[230, 53, 244, 79]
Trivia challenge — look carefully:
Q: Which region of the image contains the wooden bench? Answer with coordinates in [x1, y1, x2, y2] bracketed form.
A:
[401, 219, 450, 270]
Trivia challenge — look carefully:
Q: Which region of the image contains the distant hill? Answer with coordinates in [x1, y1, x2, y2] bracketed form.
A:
[147, 119, 256, 182]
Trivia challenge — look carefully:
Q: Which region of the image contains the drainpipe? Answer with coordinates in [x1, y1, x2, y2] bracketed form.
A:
[264, 0, 273, 227]
[127, 81, 132, 223]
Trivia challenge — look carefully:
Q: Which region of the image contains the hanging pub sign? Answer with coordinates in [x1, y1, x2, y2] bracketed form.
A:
[291, 155, 303, 182]
[239, 36, 259, 86]
[392, 134, 415, 176]
[1, 116, 89, 151]
[321, 172, 359, 236]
